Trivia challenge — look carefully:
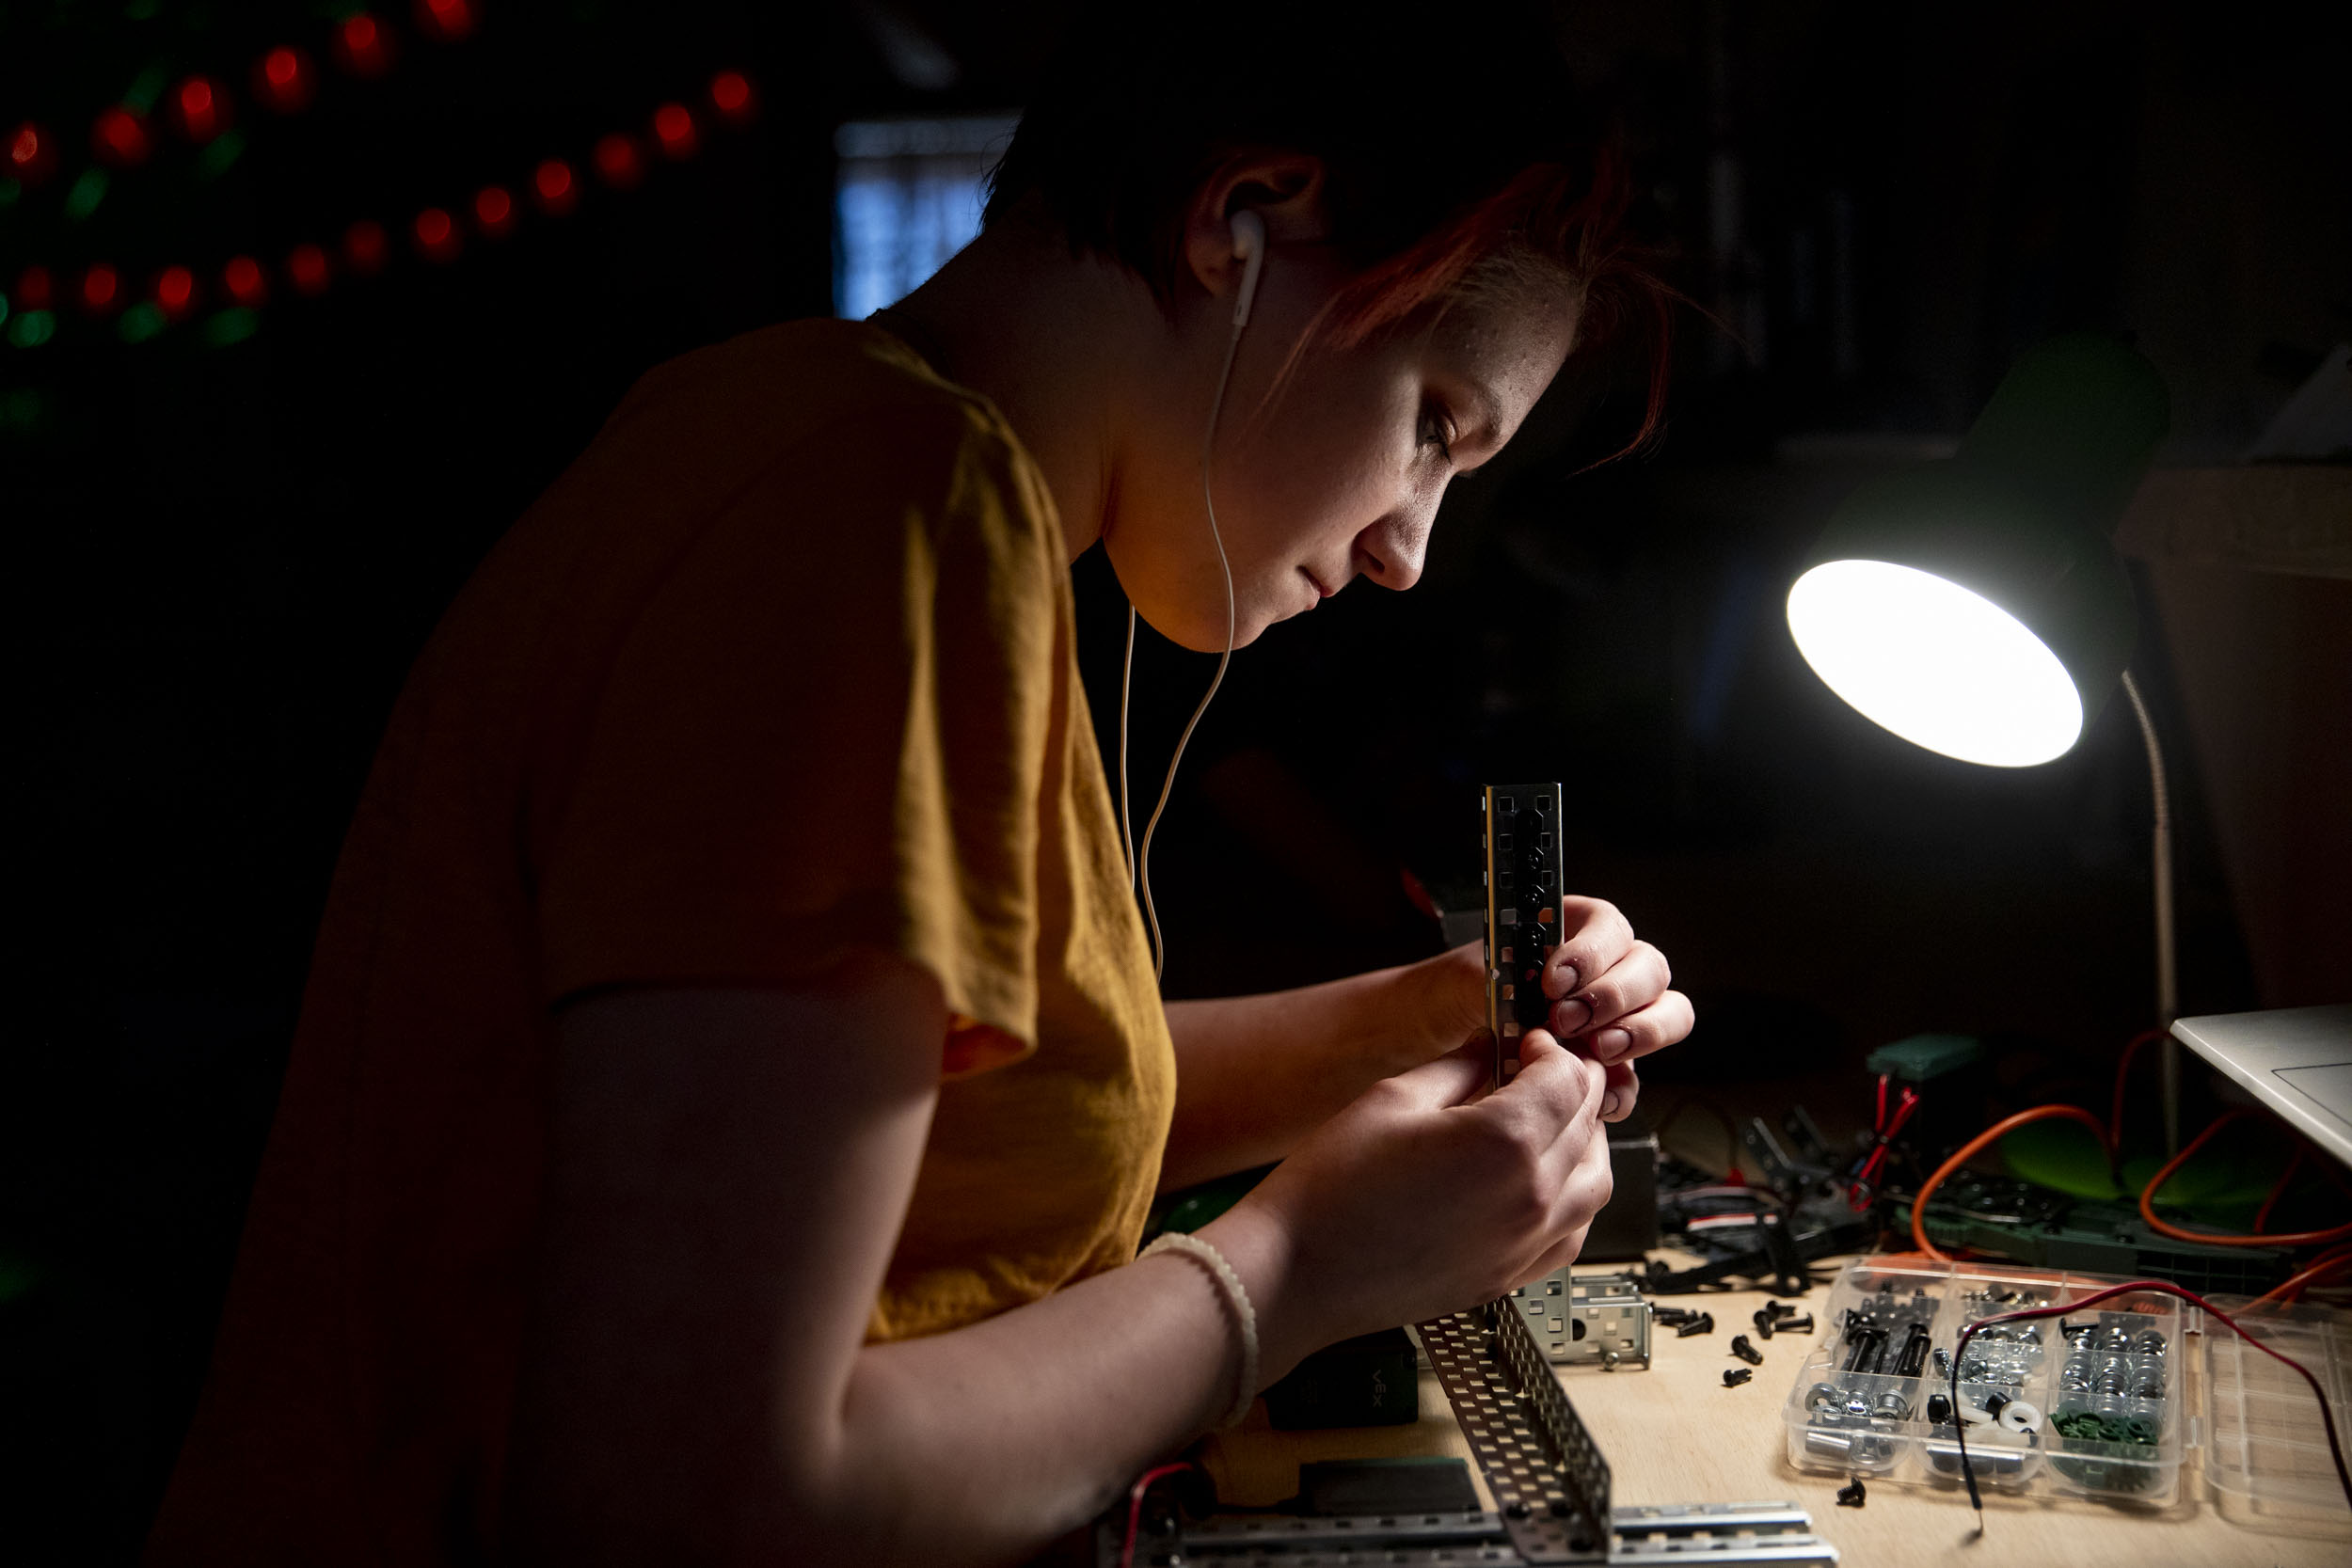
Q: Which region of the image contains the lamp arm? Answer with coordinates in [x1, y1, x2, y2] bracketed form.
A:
[2120, 670, 2180, 1154]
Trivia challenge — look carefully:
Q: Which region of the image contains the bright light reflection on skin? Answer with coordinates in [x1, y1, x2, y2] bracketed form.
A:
[1788, 559, 2084, 768]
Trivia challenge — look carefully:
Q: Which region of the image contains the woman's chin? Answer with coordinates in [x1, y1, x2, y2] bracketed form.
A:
[1140, 602, 1277, 654]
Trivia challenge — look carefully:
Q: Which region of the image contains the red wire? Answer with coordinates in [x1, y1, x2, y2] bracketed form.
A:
[2139, 1110, 2352, 1248]
[2255, 1144, 2308, 1233]
[2109, 1028, 2166, 1148]
[1118, 1463, 1195, 1568]
[1949, 1279, 2352, 1529]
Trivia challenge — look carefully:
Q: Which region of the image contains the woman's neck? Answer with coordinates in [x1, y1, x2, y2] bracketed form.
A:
[880, 214, 1159, 565]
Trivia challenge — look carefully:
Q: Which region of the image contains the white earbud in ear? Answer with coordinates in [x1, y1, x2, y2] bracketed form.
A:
[1229, 210, 1267, 329]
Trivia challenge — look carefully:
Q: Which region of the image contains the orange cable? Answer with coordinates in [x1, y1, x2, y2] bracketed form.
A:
[2138, 1109, 2352, 1249]
[2247, 1243, 2352, 1310]
[1911, 1104, 2112, 1261]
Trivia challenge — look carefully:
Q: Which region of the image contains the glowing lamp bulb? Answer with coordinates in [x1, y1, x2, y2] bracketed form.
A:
[1787, 559, 2084, 768]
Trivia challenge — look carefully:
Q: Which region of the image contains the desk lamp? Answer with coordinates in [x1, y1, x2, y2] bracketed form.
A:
[1784, 334, 2186, 1148]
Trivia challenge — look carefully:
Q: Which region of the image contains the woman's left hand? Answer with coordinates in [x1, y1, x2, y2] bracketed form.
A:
[1412, 895, 1692, 1124]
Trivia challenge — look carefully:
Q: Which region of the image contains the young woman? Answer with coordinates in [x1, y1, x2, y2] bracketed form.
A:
[147, 7, 1692, 1564]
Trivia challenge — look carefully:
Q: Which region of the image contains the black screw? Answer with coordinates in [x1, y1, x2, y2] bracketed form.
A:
[1676, 1312, 1715, 1338]
[1766, 1300, 1799, 1319]
[1927, 1393, 1954, 1425]
[1835, 1479, 1867, 1509]
[1723, 1367, 1754, 1387]
[1730, 1334, 1764, 1366]
[1780, 1313, 1815, 1334]
[1753, 1309, 1776, 1338]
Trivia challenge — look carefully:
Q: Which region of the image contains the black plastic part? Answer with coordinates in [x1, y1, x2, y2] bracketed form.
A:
[1263, 1327, 1421, 1431]
[1295, 1458, 1479, 1517]
[1581, 1122, 1661, 1260]
[1730, 1335, 1764, 1366]
[1836, 1479, 1867, 1509]
[1723, 1367, 1754, 1387]
[1676, 1312, 1716, 1338]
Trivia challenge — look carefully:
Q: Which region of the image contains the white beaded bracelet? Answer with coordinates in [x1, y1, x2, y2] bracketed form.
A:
[1140, 1231, 1260, 1429]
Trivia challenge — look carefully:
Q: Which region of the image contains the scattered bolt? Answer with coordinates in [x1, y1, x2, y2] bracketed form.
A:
[1724, 1367, 1755, 1387]
[1835, 1479, 1867, 1509]
[1730, 1334, 1764, 1366]
[1653, 1306, 1694, 1326]
[1780, 1313, 1815, 1334]
[1753, 1309, 1776, 1338]
[1676, 1312, 1716, 1338]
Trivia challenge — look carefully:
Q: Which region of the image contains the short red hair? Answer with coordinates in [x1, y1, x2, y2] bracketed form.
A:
[986, 3, 1679, 462]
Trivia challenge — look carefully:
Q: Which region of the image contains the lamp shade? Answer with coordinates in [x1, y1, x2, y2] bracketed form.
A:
[1788, 334, 2169, 767]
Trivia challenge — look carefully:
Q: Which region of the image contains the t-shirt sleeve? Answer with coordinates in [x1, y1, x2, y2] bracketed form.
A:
[534, 404, 1059, 1072]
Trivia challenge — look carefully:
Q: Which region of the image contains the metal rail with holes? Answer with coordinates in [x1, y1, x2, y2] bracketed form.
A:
[1416, 1296, 1615, 1561]
[1098, 1294, 1838, 1564]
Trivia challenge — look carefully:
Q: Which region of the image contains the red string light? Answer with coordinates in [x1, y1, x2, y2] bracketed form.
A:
[414, 0, 478, 44]
[287, 243, 333, 296]
[708, 70, 755, 124]
[8, 65, 768, 348]
[532, 156, 576, 214]
[253, 46, 318, 114]
[92, 106, 152, 168]
[412, 207, 461, 262]
[593, 131, 644, 189]
[343, 219, 389, 276]
[8, 120, 56, 185]
[81, 263, 121, 315]
[223, 256, 268, 307]
[334, 13, 397, 78]
[652, 103, 697, 159]
[154, 264, 198, 318]
[174, 77, 230, 144]
[472, 184, 516, 238]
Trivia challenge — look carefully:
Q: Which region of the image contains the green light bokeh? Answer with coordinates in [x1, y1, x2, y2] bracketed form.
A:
[196, 130, 247, 182]
[119, 302, 168, 343]
[7, 310, 56, 349]
[65, 167, 111, 222]
[201, 308, 260, 348]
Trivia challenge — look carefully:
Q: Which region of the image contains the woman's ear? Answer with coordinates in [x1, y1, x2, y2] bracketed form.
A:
[1181, 153, 1327, 309]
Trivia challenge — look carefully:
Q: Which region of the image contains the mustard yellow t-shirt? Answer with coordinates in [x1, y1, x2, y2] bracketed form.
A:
[144, 319, 1176, 1564]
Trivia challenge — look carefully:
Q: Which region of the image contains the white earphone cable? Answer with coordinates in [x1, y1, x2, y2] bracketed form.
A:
[1129, 317, 1247, 981]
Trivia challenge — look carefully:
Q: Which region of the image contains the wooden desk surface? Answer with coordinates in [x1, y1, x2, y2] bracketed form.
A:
[1197, 1272, 2347, 1567]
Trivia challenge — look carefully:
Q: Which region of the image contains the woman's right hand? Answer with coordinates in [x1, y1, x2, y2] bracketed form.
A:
[1202, 1025, 1612, 1375]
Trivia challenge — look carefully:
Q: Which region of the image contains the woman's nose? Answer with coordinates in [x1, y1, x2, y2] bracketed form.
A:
[1353, 497, 1437, 592]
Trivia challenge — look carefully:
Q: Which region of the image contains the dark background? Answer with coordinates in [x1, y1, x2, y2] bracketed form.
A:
[3, 0, 2346, 1558]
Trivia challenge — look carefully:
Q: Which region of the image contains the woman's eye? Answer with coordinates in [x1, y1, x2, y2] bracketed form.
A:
[1418, 402, 1455, 461]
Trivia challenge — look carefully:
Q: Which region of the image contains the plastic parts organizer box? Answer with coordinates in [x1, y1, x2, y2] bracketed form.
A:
[1782, 1257, 2352, 1533]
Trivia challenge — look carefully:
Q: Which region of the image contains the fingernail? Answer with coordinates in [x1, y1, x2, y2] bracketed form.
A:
[1594, 1026, 1632, 1062]
[1601, 1089, 1623, 1119]
[1552, 997, 1593, 1035]
[1548, 959, 1581, 999]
